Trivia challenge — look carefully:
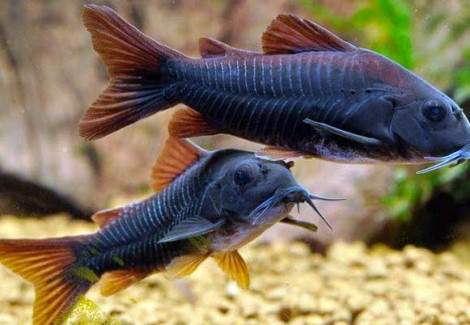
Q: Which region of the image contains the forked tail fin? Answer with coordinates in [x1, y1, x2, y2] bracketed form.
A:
[79, 5, 187, 140]
[0, 236, 93, 325]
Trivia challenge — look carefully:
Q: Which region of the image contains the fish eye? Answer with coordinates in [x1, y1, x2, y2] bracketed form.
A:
[422, 99, 447, 122]
[234, 164, 254, 186]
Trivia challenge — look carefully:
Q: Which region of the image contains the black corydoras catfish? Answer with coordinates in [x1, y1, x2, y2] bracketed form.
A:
[79, 5, 470, 169]
[0, 137, 337, 325]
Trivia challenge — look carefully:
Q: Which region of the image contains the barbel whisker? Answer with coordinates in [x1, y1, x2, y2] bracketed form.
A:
[304, 196, 333, 231]
[417, 143, 470, 174]
[310, 194, 346, 201]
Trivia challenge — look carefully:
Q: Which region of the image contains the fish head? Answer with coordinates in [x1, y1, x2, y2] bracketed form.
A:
[208, 153, 299, 223]
[390, 83, 470, 158]
[357, 50, 470, 159]
[340, 50, 470, 163]
[209, 153, 332, 227]
[204, 152, 334, 251]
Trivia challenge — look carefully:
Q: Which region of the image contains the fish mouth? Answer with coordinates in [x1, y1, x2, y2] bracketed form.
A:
[249, 185, 344, 230]
[417, 143, 470, 174]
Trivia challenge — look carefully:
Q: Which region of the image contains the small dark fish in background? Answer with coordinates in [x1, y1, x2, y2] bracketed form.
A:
[79, 5, 470, 171]
[0, 137, 339, 325]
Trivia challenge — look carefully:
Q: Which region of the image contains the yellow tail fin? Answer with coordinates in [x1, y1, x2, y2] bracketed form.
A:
[0, 236, 93, 325]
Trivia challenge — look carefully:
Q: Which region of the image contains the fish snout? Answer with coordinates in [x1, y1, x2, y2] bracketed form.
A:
[451, 104, 464, 120]
[280, 187, 343, 231]
[283, 190, 309, 204]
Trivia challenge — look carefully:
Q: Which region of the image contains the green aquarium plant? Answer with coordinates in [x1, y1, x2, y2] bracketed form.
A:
[299, 0, 414, 68]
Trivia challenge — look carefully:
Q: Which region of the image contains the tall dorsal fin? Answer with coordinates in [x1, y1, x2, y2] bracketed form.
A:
[262, 14, 356, 54]
[151, 137, 207, 192]
[199, 37, 259, 58]
[91, 207, 125, 228]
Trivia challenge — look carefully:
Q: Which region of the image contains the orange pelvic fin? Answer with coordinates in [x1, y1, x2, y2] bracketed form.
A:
[169, 108, 221, 139]
[213, 250, 250, 289]
[151, 136, 207, 192]
[0, 236, 93, 325]
[165, 253, 210, 279]
[100, 269, 150, 296]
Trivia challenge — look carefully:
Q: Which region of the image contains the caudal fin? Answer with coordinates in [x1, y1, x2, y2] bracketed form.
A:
[0, 236, 93, 325]
[79, 5, 186, 140]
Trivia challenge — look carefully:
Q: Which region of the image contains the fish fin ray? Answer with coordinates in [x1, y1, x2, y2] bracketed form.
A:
[303, 118, 382, 145]
[92, 206, 125, 228]
[165, 253, 210, 279]
[213, 251, 250, 289]
[158, 216, 224, 243]
[169, 108, 222, 138]
[262, 14, 356, 54]
[256, 146, 304, 160]
[100, 269, 150, 296]
[199, 37, 259, 58]
[0, 237, 92, 325]
[151, 136, 208, 192]
[80, 5, 187, 140]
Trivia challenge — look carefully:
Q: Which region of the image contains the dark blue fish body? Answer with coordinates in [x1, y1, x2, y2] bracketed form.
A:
[79, 5, 470, 167]
[166, 53, 397, 162]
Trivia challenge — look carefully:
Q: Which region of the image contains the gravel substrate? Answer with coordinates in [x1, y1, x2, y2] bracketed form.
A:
[0, 215, 469, 325]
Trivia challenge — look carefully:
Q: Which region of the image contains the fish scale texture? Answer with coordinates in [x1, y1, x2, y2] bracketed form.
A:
[84, 174, 203, 273]
[170, 54, 359, 147]
[1, 215, 470, 325]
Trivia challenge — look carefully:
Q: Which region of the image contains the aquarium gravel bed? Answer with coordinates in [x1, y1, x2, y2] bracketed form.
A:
[0, 215, 469, 325]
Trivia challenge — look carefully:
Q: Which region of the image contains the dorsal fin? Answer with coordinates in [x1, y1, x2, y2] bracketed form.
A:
[262, 14, 356, 54]
[199, 37, 259, 58]
[151, 137, 207, 192]
[91, 207, 125, 228]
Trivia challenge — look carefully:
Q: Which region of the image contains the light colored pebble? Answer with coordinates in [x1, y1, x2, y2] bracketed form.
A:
[0, 215, 470, 325]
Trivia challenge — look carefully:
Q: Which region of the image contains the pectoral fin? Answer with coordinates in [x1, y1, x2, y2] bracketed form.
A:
[158, 216, 225, 243]
[213, 250, 250, 289]
[281, 216, 318, 233]
[303, 118, 382, 145]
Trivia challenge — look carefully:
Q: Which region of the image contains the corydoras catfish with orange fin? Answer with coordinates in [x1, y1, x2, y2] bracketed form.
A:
[78, 5, 470, 171]
[0, 137, 339, 325]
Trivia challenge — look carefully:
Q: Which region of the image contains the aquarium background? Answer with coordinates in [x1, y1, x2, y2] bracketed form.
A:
[1, 0, 470, 324]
